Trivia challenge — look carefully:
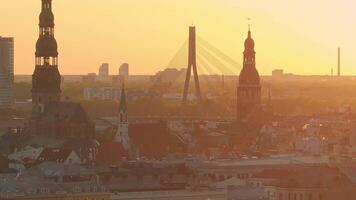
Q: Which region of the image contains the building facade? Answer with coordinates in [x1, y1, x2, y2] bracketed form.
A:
[236, 27, 261, 121]
[83, 87, 120, 101]
[0, 37, 14, 109]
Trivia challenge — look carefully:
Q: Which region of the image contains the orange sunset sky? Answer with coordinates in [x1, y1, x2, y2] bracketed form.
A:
[0, 0, 355, 75]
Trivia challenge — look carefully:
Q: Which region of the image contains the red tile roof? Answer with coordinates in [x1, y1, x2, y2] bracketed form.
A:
[96, 141, 128, 165]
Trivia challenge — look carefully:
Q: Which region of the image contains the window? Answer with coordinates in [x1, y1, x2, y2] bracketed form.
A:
[40, 187, 49, 194]
[74, 186, 81, 193]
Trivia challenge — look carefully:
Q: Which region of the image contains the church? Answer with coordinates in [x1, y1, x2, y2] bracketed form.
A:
[236, 26, 273, 125]
[27, 0, 97, 160]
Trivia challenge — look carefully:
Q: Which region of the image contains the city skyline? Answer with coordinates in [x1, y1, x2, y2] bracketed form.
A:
[0, 0, 355, 75]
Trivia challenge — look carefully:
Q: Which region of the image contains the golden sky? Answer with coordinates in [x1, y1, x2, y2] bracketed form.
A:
[0, 0, 355, 75]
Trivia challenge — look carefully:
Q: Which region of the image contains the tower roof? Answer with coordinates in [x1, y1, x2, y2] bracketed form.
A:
[35, 37, 58, 57]
[39, 0, 54, 27]
[36, 0, 58, 57]
[244, 28, 255, 50]
[239, 26, 260, 85]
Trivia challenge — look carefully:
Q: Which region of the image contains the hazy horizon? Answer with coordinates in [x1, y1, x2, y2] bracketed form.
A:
[1, 0, 355, 75]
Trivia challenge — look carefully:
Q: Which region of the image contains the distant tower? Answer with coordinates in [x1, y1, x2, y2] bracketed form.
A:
[32, 0, 61, 117]
[119, 63, 129, 78]
[331, 68, 333, 77]
[99, 63, 109, 77]
[0, 37, 14, 109]
[115, 82, 130, 151]
[182, 26, 202, 104]
[338, 47, 341, 77]
[236, 26, 261, 121]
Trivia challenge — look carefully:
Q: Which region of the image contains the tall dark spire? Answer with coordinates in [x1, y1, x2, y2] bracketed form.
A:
[32, 0, 61, 117]
[240, 27, 259, 85]
[248, 24, 251, 38]
[236, 26, 261, 121]
[119, 81, 127, 113]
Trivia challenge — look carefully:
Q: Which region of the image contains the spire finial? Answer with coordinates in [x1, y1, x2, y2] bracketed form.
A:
[247, 18, 251, 37]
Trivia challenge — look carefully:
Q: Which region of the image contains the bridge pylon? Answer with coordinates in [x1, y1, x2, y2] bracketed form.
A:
[182, 26, 202, 105]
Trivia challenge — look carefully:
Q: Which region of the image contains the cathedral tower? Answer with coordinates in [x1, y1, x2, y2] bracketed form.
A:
[32, 0, 61, 117]
[237, 27, 261, 121]
[116, 82, 130, 151]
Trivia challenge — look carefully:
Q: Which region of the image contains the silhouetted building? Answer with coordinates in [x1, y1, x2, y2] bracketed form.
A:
[119, 63, 129, 77]
[96, 141, 127, 165]
[99, 63, 109, 77]
[0, 37, 14, 109]
[83, 87, 120, 101]
[115, 82, 130, 151]
[129, 122, 185, 159]
[237, 27, 261, 121]
[153, 68, 186, 83]
[30, 101, 95, 138]
[29, 0, 96, 145]
[272, 69, 284, 78]
[31, 0, 61, 117]
[82, 73, 96, 83]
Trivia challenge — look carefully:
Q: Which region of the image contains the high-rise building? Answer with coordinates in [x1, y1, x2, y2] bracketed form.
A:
[0, 37, 14, 109]
[119, 63, 129, 77]
[236, 27, 261, 121]
[99, 63, 109, 77]
[31, 0, 61, 117]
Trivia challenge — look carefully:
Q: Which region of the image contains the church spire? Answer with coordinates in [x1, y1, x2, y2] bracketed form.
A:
[248, 24, 251, 38]
[236, 24, 261, 121]
[116, 80, 130, 151]
[119, 81, 127, 113]
[32, 0, 61, 117]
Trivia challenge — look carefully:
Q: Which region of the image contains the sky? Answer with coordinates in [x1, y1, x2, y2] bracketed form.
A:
[0, 0, 355, 75]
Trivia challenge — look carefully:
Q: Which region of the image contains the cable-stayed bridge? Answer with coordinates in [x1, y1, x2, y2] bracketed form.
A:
[166, 35, 241, 76]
